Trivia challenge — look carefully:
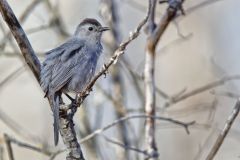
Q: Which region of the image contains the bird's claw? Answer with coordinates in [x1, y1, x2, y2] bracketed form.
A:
[63, 100, 77, 116]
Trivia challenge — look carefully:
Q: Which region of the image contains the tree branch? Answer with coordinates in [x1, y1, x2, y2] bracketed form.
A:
[76, 1, 151, 105]
[0, 1, 84, 159]
[4, 134, 14, 160]
[164, 75, 240, 107]
[148, 0, 185, 52]
[205, 99, 240, 160]
[144, 0, 158, 159]
[144, 0, 185, 159]
[0, 0, 41, 81]
[0, 0, 41, 50]
[102, 135, 149, 157]
[79, 114, 195, 143]
[3, 134, 53, 156]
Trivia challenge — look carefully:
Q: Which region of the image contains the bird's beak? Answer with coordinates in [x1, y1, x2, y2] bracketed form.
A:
[99, 27, 110, 32]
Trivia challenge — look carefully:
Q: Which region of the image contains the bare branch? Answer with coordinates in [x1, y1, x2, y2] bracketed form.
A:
[0, 107, 42, 143]
[4, 134, 14, 160]
[99, 1, 130, 158]
[0, 0, 41, 81]
[0, 1, 85, 159]
[206, 99, 240, 160]
[177, 0, 224, 20]
[165, 75, 240, 107]
[144, 0, 158, 158]
[102, 135, 149, 156]
[58, 105, 85, 160]
[148, 0, 185, 51]
[80, 114, 195, 143]
[0, 0, 42, 50]
[76, 1, 151, 105]
[193, 129, 216, 160]
[0, 66, 25, 89]
[143, 1, 186, 159]
[44, 0, 69, 38]
[3, 134, 52, 156]
[210, 90, 240, 99]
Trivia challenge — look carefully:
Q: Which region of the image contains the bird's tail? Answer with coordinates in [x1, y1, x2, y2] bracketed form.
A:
[53, 94, 60, 146]
[49, 93, 60, 146]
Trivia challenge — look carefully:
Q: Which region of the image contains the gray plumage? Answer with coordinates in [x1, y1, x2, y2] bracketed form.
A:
[40, 18, 109, 145]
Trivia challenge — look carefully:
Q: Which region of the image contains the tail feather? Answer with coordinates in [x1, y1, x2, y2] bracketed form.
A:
[53, 94, 60, 146]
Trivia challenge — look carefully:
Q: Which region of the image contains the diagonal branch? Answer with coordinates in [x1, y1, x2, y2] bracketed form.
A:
[148, 0, 185, 52]
[76, 2, 151, 105]
[0, 0, 41, 81]
[3, 134, 53, 156]
[0, 1, 84, 160]
[164, 75, 240, 107]
[205, 99, 240, 160]
[0, 0, 41, 50]
[4, 134, 14, 160]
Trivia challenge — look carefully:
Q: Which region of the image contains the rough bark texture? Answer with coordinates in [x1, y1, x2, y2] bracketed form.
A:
[144, 47, 158, 159]
[206, 99, 240, 160]
[0, 0, 41, 81]
[59, 105, 85, 160]
[144, 0, 185, 159]
[144, 1, 158, 159]
[0, 0, 84, 159]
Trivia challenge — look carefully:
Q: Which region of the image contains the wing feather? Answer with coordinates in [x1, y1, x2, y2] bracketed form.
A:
[40, 38, 84, 95]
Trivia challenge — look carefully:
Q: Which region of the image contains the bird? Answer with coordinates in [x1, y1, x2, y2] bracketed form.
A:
[40, 18, 109, 145]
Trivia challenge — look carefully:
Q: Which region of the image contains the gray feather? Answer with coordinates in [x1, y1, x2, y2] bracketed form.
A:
[40, 20, 105, 145]
[53, 93, 60, 146]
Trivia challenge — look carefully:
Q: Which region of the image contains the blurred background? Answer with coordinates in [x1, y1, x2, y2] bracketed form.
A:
[0, 0, 240, 160]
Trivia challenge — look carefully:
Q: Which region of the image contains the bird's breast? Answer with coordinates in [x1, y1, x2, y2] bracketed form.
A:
[66, 51, 100, 93]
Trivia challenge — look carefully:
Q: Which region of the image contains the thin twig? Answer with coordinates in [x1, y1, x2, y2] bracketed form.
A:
[96, 85, 126, 115]
[49, 114, 195, 158]
[76, 0, 151, 105]
[99, 1, 130, 158]
[0, 0, 41, 81]
[0, 107, 42, 143]
[102, 135, 149, 156]
[80, 114, 195, 143]
[3, 134, 52, 156]
[193, 129, 216, 160]
[177, 0, 224, 20]
[4, 134, 14, 160]
[164, 75, 240, 107]
[148, 0, 185, 51]
[0, 66, 25, 89]
[44, 0, 69, 38]
[210, 90, 240, 99]
[49, 149, 65, 160]
[0, 0, 41, 50]
[205, 99, 240, 160]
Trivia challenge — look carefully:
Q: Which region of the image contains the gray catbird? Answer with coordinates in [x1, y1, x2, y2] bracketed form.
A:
[40, 18, 109, 145]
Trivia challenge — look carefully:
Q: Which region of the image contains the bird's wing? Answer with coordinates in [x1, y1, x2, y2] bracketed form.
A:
[41, 38, 84, 94]
[50, 39, 85, 93]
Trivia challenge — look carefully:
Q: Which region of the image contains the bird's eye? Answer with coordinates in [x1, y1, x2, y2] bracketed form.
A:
[88, 27, 93, 31]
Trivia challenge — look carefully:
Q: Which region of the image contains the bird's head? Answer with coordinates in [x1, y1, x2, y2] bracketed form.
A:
[74, 18, 109, 43]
